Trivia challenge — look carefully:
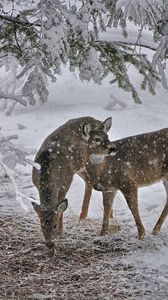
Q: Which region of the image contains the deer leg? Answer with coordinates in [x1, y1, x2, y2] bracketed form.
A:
[101, 190, 116, 235]
[121, 183, 145, 240]
[79, 182, 93, 220]
[152, 178, 168, 235]
[58, 213, 63, 235]
[56, 173, 73, 234]
[110, 205, 114, 219]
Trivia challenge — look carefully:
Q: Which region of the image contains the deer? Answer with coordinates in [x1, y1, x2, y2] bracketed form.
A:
[79, 128, 168, 240]
[32, 116, 115, 253]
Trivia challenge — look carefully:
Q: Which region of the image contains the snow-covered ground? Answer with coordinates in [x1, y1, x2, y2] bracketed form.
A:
[1, 62, 168, 298]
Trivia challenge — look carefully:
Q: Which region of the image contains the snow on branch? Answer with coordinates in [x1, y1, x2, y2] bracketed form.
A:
[150, 36, 168, 89]
[0, 13, 41, 27]
[1, 0, 168, 105]
[0, 133, 36, 211]
[0, 90, 27, 106]
[113, 40, 157, 52]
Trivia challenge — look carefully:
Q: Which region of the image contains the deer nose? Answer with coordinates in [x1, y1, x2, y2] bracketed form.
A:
[46, 241, 55, 250]
[108, 144, 117, 156]
[46, 242, 55, 257]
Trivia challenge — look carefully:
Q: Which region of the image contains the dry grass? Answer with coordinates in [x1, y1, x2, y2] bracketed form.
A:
[0, 214, 168, 300]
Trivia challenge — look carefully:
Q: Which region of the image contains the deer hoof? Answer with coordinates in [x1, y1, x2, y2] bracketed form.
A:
[79, 213, 87, 220]
[100, 229, 109, 236]
[138, 231, 146, 240]
[151, 228, 159, 236]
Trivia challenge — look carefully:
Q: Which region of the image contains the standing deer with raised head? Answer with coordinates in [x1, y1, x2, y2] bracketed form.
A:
[79, 128, 168, 240]
[32, 116, 114, 252]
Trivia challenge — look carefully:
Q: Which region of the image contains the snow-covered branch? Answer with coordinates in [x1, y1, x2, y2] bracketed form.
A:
[1, 0, 168, 105]
[150, 36, 168, 89]
[0, 13, 41, 27]
[0, 133, 36, 210]
[0, 91, 27, 106]
[113, 40, 157, 52]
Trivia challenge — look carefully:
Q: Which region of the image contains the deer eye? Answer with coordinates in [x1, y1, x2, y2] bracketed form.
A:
[95, 137, 101, 143]
[53, 224, 57, 229]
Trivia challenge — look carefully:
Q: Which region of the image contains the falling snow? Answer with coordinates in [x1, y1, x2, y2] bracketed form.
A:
[1, 28, 168, 300]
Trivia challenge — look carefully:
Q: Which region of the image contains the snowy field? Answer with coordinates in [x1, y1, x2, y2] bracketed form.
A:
[1, 64, 168, 299]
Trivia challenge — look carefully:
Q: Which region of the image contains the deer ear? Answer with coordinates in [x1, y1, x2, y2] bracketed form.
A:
[31, 202, 42, 215]
[57, 199, 68, 213]
[103, 117, 112, 133]
[82, 123, 91, 137]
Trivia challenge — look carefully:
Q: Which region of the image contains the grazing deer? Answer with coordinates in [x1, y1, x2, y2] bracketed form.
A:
[79, 128, 168, 240]
[32, 116, 114, 251]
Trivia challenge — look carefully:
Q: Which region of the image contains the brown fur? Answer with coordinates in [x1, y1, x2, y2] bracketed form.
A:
[80, 128, 168, 239]
[32, 116, 113, 248]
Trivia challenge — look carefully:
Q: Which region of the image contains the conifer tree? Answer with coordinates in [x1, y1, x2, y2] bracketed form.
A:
[0, 0, 167, 106]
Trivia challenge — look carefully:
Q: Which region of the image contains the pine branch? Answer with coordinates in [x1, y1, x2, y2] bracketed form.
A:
[0, 91, 27, 106]
[109, 41, 157, 52]
[0, 134, 36, 210]
[0, 14, 41, 27]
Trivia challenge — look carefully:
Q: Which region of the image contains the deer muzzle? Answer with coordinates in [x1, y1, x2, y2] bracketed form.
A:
[46, 241, 55, 249]
[108, 144, 117, 156]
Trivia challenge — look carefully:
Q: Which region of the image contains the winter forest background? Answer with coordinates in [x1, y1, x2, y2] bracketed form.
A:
[1, 1, 168, 299]
[1, 0, 168, 206]
[1, 0, 168, 106]
[1, 0, 168, 180]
